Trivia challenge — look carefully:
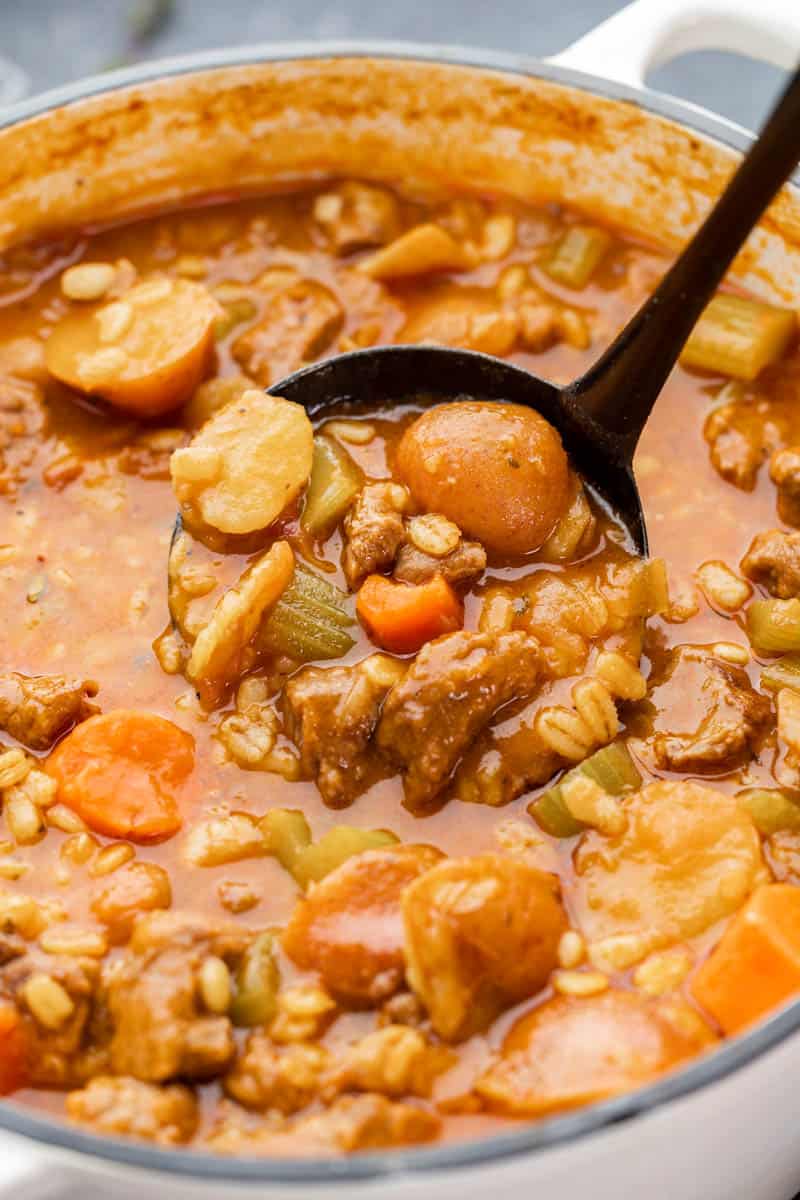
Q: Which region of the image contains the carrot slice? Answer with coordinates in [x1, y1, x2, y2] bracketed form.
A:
[46, 710, 195, 843]
[692, 884, 800, 1034]
[356, 573, 463, 654]
[0, 1005, 27, 1094]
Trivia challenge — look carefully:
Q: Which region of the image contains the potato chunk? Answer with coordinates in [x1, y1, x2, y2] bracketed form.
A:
[187, 541, 295, 699]
[45, 277, 218, 417]
[476, 991, 715, 1116]
[282, 844, 442, 1003]
[396, 401, 569, 555]
[402, 854, 567, 1041]
[573, 780, 767, 964]
[171, 390, 313, 535]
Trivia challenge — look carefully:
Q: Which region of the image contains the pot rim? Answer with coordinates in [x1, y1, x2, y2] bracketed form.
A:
[2, 37, 798, 1187]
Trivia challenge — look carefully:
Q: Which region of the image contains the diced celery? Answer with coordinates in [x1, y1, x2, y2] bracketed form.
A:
[680, 293, 796, 382]
[261, 808, 312, 878]
[259, 564, 355, 661]
[761, 654, 800, 693]
[542, 225, 611, 289]
[529, 741, 641, 838]
[737, 788, 800, 836]
[294, 826, 399, 888]
[301, 436, 363, 537]
[747, 599, 800, 653]
[230, 932, 280, 1027]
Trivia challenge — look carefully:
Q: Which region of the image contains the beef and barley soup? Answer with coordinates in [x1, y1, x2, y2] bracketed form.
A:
[1, 180, 800, 1154]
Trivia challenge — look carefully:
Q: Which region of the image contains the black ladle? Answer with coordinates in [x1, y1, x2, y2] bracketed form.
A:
[260, 63, 800, 555]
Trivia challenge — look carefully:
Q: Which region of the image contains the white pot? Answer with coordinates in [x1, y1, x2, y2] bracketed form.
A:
[2, 1, 800, 1195]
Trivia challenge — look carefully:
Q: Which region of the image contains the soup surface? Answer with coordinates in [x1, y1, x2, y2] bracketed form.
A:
[1, 180, 800, 1154]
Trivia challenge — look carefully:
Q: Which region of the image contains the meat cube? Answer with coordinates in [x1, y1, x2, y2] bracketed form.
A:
[224, 1036, 329, 1113]
[90, 862, 172, 945]
[649, 646, 770, 772]
[342, 482, 409, 590]
[1, 951, 105, 1088]
[703, 401, 785, 490]
[770, 446, 800, 525]
[402, 854, 567, 1041]
[282, 844, 442, 1003]
[376, 630, 541, 810]
[393, 539, 486, 588]
[67, 1076, 198, 1145]
[741, 529, 800, 598]
[313, 182, 400, 254]
[282, 655, 404, 807]
[232, 279, 343, 386]
[106, 912, 249, 1083]
[475, 991, 715, 1117]
[0, 673, 98, 750]
[573, 780, 767, 961]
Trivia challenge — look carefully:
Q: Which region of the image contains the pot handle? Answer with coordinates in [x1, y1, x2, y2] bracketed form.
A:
[549, 0, 800, 89]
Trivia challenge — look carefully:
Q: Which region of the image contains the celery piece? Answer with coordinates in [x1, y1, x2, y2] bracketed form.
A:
[747, 599, 800, 653]
[529, 741, 641, 838]
[761, 654, 800, 693]
[680, 294, 796, 382]
[261, 808, 312, 878]
[737, 788, 800, 836]
[301, 435, 363, 537]
[542, 225, 611, 290]
[259, 564, 355, 661]
[294, 826, 399, 888]
[230, 932, 280, 1027]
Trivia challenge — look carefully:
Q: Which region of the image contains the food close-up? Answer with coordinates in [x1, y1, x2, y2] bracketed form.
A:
[2, 15, 800, 1191]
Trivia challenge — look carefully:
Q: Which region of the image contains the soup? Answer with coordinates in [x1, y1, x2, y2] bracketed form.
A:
[0, 180, 798, 1153]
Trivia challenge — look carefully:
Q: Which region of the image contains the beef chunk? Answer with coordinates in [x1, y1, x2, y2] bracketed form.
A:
[0, 672, 98, 750]
[376, 630, 542, 810]
[313, 182, 400, 254]
[2, 951, 106, 1088]
[106, 912, 249, 1083]
[67, 1076, 198, 1145]
[393, 539, 486, 587]
[403, 854, 566, 1040]
[704, 402, 785, 490]
[224, 1036, 329, 1113]
[741, 529, 800, 598]
[231, 278, 343, 386]
[770, 446, 800, 526]
[282, 654, 403, 807]
[342, 482, 409, 589]
[649, 646, 771, 772]
[282, 844, 442, 1003]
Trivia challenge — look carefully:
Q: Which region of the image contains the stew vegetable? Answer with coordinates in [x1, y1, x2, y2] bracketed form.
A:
[0, 179, 798, 1154]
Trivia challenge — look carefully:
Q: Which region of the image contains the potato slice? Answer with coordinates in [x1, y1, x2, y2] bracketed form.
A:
[359, 224, 469, 280]
[171, 390, 314, 535]
[187, 540, 295, 697]
[45, 277, 219, 417]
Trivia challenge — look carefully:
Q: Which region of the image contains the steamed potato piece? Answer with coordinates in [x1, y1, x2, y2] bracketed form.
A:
[396, 401, 570, 555]
[573, 780, 767, 963]
[187, 540, 295, 696]
[171, 390, 314, 535]
[282, 844, 442, 1003]
[402, 854, 567, 1041]
[476, 991, 715, 1117]
[45, 277, 218, 417]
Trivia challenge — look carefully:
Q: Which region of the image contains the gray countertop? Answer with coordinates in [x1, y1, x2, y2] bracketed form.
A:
[0, 0, 787, 132]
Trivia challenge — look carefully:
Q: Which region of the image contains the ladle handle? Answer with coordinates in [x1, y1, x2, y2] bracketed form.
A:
[570, 61, 800, 463]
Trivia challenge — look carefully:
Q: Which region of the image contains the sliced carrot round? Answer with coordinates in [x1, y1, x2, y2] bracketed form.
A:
[46, 710, 195, 843]
[0, 1005, 27, 1094]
